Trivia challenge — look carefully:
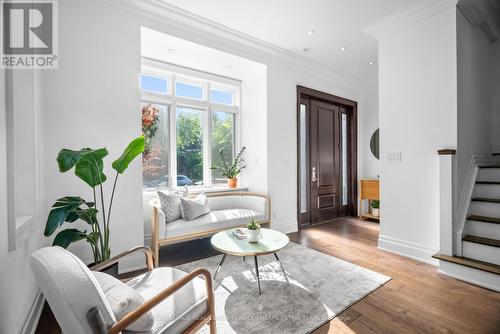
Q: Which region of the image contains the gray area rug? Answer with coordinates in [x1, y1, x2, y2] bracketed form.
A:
[175, 242, 391, 334]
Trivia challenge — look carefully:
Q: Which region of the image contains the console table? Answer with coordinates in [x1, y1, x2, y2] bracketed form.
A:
[359, 179, 380, 221]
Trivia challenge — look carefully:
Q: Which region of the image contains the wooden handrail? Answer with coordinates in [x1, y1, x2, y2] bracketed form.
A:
[90, 246, 154, 272]
[108, 268, 215, 334]
[438, 149, 456, 155]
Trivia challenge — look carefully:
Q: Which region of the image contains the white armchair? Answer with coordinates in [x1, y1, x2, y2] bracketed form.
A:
[30, 246, 216, 334]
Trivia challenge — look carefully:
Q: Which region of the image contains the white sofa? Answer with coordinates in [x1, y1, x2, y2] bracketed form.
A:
[145, 191, 271, 266]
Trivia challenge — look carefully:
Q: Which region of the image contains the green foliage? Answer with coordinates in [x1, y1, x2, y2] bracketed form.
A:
[112, 136, 145, 174]
[246, 219, 261, 230]
[211, 146, 246, 179]
[58, 148, 108, 187]
[370, 200, 380, 209]
[45, 136, 144, 264]
[176, 110, 203, 182]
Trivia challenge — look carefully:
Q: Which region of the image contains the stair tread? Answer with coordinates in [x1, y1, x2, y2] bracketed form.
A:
[468, 215, 500, 224]
[463, 235, 500, 248]
[479, 165, 500, 169]
[476, 181, 500, 185]
[471, 197, 500, 203]
[432, 253, 500, 275]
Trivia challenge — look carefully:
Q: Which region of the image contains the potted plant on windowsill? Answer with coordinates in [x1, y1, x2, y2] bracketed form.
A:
[43, 136, 145, 276]
[246, 219, 261, 243]
[211, 146, 246, 189]
[371, 200, 380, 217]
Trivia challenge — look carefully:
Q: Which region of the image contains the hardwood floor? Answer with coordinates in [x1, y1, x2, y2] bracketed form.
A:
[36, 218, 500, 333]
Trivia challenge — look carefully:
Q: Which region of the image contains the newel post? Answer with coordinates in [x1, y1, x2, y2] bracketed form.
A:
[438, 149, 456, 256]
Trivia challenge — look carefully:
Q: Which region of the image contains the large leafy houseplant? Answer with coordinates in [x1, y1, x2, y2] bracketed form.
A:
[44, 136, 145, 264]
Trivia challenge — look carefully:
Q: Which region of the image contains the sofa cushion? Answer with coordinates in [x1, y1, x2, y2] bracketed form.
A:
[160, 208, 265, 239]
[179, 193, 210, 221]
[157, 191, 182, 223]
[93, 271, 154, 332]
[125, 267, 208, 334]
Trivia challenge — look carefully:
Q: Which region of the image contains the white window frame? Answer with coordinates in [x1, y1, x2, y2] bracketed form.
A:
[141, 58, 241, 189]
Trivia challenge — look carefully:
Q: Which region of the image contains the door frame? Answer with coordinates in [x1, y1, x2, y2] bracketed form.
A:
[296, 85, 358, 229]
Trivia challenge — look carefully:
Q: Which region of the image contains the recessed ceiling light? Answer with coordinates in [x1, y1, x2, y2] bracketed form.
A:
[368, 61, 374, 65]
[167, 49, 176, 54]
[307, 29, 315, 36]
[339, 47, 347, 52]
[302, 48, 310, 52]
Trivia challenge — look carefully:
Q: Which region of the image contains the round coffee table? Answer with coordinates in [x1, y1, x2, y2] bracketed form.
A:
[211, 228, 289, 295]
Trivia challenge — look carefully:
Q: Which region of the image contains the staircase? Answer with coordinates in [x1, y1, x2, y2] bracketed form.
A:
[434, 164, 500, 291]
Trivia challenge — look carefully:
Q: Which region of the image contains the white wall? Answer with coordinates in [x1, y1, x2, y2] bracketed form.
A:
[377, 5, 457, 264]
[456, 9, 492, 198]
[0, 70, 48, 333]
[42, 0, 144, 270]
[358, 76, 380, 179]
[491, 41, 500, 151]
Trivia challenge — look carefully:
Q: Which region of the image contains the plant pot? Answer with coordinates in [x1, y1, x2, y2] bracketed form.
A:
[89, 262, 119, 277]
[246, 228, 261, 243]
[227, 177, 238, 188]
[371, 208, 380, 217]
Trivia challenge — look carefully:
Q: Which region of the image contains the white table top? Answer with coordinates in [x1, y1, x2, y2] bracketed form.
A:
[211, 228, 289, 256]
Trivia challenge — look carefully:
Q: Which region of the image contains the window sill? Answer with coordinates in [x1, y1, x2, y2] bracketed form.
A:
[16, 215, 40, 246]
[144, 185, 248, 195]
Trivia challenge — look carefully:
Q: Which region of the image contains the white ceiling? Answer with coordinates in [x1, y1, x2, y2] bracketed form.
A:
[160, 0, 418, 81]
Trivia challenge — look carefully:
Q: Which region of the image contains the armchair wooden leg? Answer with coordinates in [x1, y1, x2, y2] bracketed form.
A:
[209, 317, 217, 334]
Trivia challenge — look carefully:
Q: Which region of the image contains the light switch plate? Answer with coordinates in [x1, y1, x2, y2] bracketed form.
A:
[387, 152, 402, 162]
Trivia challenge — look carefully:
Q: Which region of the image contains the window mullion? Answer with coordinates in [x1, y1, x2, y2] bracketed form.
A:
[204, 82, 212, 187]
[170, 74, 177, 187]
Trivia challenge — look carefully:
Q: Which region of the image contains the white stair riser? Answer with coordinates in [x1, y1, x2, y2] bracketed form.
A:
[470, 201, 500, 217]
[465, 221, 500, 239]
[474, 184, 500, 198]
[478, 168, 500, 182]
[462, 241, 500, 265]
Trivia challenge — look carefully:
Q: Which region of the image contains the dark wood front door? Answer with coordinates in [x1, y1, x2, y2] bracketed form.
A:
[310, 100, 341, 223]
[297, 86, 358, 229]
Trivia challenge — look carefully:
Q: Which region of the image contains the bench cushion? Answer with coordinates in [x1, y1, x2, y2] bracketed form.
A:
[159, 208, 265, 239]
[125, 267, 208, 334]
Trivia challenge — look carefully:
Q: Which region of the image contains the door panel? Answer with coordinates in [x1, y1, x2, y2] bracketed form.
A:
[310, 100, 341, 223]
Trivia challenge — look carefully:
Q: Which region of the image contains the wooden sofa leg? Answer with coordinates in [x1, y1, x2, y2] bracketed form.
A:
[154, 242, 159, 268]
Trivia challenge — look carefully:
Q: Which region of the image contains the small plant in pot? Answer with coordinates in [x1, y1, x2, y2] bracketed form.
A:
[43, 136, 145, 276]
[371, 200, 380, 217]
[210, 146, 246, 188]
[246, 219, 261, 243]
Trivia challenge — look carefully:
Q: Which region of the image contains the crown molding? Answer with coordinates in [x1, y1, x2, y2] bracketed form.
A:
[364, 0, 458, 40]
[105, 0, 359, 86]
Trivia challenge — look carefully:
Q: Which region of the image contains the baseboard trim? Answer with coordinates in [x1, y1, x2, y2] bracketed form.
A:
[19, 289, 44, 334]
[438, 260, 500, 292]
[378, 234, 438, 266]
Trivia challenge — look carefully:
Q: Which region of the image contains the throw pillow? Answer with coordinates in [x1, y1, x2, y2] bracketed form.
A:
[180, 193, 210, 220]
[93, 271, 154, 332]
[157, 191, 182, 223]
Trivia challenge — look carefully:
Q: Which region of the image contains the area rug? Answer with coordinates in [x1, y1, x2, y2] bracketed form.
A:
[175, 242, 391, 334]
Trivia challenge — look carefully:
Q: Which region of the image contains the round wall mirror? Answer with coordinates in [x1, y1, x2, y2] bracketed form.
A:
[370, 129, 379, 160]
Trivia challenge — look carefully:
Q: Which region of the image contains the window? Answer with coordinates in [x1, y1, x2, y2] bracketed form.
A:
[176, 106, 203, 185]
[211, 110, 234, 184]
[142, 103, 169, 189]
[141, 60, 240, 189]
[141, 74, 168, 94]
